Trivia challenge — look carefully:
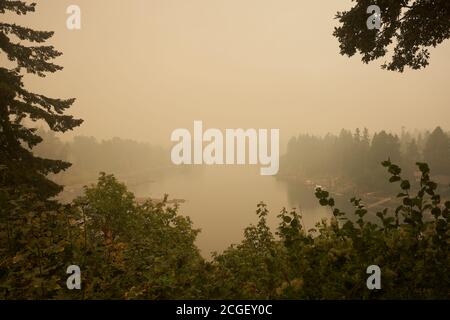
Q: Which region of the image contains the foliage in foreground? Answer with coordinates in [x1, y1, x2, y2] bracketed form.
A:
[0, 173, 202, 299]
[0, 162, 449, 299]
[206, 161, 449, 299]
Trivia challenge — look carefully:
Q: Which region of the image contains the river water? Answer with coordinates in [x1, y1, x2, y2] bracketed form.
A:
[130, 166, 331, 258]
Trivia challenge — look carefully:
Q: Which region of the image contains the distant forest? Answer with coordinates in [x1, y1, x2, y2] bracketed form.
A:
[32, 130, 170, 187]
[280, 127, 450, 192]
[35, 127, 450, 196]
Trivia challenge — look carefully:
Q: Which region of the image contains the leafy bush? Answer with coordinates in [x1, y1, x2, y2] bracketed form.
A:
[1, 162, 449, 299]
[208, 161, 449, 299]
[0, 173, 202, 299]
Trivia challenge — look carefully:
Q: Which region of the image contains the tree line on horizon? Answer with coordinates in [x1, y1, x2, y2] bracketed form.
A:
[32, 130, 169, 187]
[281, 127, 450, 192]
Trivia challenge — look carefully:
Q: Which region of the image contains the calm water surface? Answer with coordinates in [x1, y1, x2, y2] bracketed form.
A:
[131, 166, 330, 258]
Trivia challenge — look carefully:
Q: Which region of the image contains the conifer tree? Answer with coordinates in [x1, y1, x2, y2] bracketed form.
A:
[424, 126, 450, 175]
[0, 1, 82, 198]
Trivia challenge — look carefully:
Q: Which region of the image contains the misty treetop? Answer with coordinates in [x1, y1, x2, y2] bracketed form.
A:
[31, 130, 170, 188]
[280, 127, 450, 191]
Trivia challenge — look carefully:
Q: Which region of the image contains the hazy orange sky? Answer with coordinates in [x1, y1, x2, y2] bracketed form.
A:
[3, 0, 450, 146]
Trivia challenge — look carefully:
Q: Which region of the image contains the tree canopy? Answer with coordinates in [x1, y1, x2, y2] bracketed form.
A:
[334, 0, 450, 71]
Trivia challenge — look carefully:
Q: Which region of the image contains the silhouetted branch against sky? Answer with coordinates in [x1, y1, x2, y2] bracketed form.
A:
[334, 0, 450, 72]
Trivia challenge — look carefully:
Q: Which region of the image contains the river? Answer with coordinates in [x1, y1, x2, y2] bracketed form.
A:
[130, 166, 331, 258]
